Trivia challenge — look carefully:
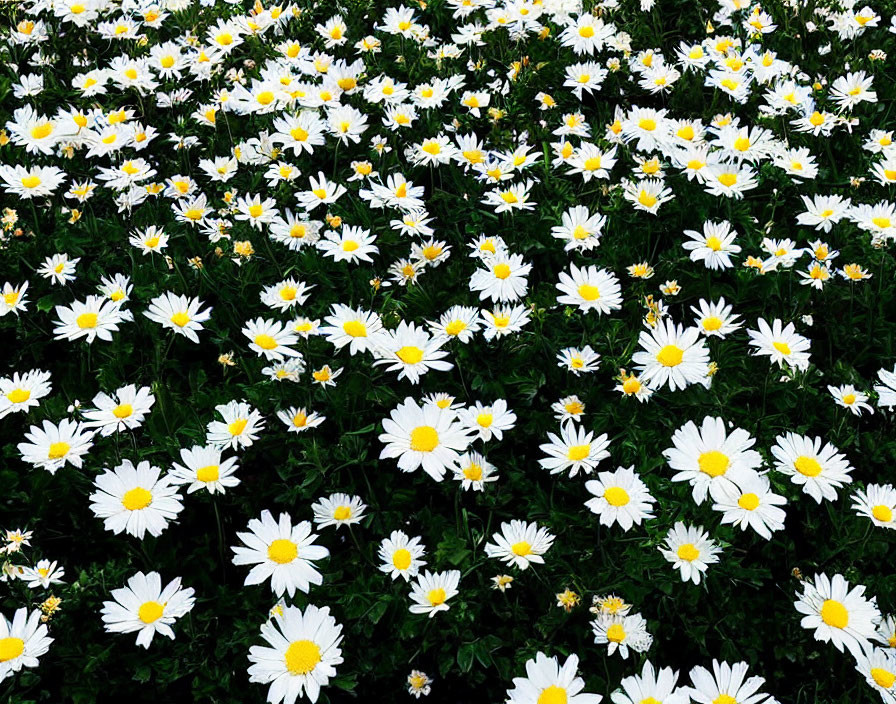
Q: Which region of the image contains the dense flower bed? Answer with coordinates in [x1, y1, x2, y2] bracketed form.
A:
[1, 0, 896, 702]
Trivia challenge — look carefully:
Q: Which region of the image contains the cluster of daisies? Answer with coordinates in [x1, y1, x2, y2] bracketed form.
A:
[3, 0, 896, 700]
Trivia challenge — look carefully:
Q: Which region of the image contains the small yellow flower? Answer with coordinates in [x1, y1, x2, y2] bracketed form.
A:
[233, 240, 254, 258]
[627, 262, 654, 279]
[218, 352, 236, 367]
[491, 574, 514, 592]
[556, 589, 580, 612]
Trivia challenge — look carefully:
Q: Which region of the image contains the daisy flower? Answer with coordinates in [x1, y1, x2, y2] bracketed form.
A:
[853, 648, 896, 703]
[686, 660, 778, 704]
[407, 670, 433, 699]
[320, 304, 384, 355]
[611, 660, 688, 704]
[452, 451, 499, 491]
[591, 612, 653, 659]
[82, 384, 155, 436]
[247, 604, 343, 704]
[53, 295, 126, 343]
[408, 570, 460, 618]
[663, 416, 762, 505]
[852, 484, 896, 529]
[505, 652, 602, 704]
[311, 493, 366, 530]
[276, 407, 325, 433]
[260, 278, 314, 312]
[242, 318, 301, 361]
[38, 253, 79, 285]
[0, 369, 51, 419]
[659, 522, 722, 585]
[231, 510, 329, 597]
[378, 397, 472, 481]
[632, 320, 711, 391]
[20, 559, 64, 589]
[553, 396, 586, 424]
[794, 573, 881, 658]
[0, 608, 53, 682]
[770, 432, 853, 503]
[747, 318, 811, 371]
[144, 292, 213, 344]
[317, 226, 379, 264]
[89, 460, 184, 539]
[682, 221, 741, 270]
[690, 298, 742, 338]
[557, 345, 601, 375]
[468, 253, 532, 303]
[371, 321, 453, 384]
[584, 466, 656, 530]
[456, 399, 516, 441]
[378, 530, 426, 582]
[484, 520, 555, 570]
[480, 305, 531, 340]
[206, 400, 265, 450]
[168, 445, 240, 495]
[428, 306, 481, 343]
[101, 572, 195, 649]
[538, 422, 611, 477]
[555, 264, 623, 315]
[17, 418, 94, 474]
[709, 472, 787, 540]
[828, 384, 874, 416]
[0, 281, 29, 317]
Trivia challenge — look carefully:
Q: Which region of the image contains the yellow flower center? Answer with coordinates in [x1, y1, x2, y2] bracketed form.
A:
[196, 465, 219, 482]
[772, 341, 791, 356]
[0, 638, 25, 662]
[873, 217, 892, 229]
[604, 486, 630, 506]
[392, 548, 412, 570]
[138, 601, 164, 623]
[656, 344, 683, 367]
[538, 685, 568, 704]
[267, 538, 298, 564]
[254, 334, 278, 350]
[427, 588, 446, 606]
[733, 136, 751, 151]
[463, 463, 483, 481]
[698, 450, 729, 477]
[578, 284, 601, 301]
[6, 388, 30, 404]
[333, 505, 352, 521]
[638, 118, 656, 131]
[445, 320, 467, 336]
[170, 312, 191, 328]
[228, 418, 248, 436]
[794, 456, 822, 477]
[284, 640, 321, 674]
[476, 413, 493, 428]
[677, 543, 700, 561]
[638, 191, 657, 208]
[112, 403, 133, 419]
[820, 599, 849, 629]
[76, 312, 98, 329]
[623, 378, 641, 394]
[511, 541, 531, 556]
[47, 441, 69, 459]
[567, 444, 590, 461]
[410, 426, 439, 452]
[31, 122, 53, 140]
[702, 316, 723, 331]
[871, 668, 896, 689]
[738, 493, 760, 510]
[718, 173, 738, 187]
[606, 623, 626, 643]
[872, 505, 893, 523]
[343, 320, 367, 337]
[122, 487, 152, 511]
[713, 696, 737, 704]
[493, 263, 512, 279]
[396, 346, 424, 364]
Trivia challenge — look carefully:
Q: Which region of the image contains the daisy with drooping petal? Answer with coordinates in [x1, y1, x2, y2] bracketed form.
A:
[101, 572, 194, 649]
[378, 397, 473, 481]
[539, 423, 611, 477]
[505, 651, 603, 704]
[484, 520, 555, 570]
[555, 264, 623, 315]
[408, 570, 460, 618]
[0, 607, 53, 683]
[456, 399, 516, 442]
[320, 304, 384, 355]
[371, 321, 453, 384]
[709, 472, 787, 540]
[82, 384, 155, 436]
[53, 295, 126, 343]
[828, 384, 874, 416]
[592, 612, 653, 660]
[794, 573, 881, 658]
[168, 445, 240, 495]
[747, 318, 811, 371]
[690, 298, 742, 338]
[686, 660, 778, 704]
[277, 407, 325, 433]
[247, 604, 343, 704]
[854, 647, 896, 703]
[632, 320, 711, 391]
[452, 451, 499, 491]
[584, 466, 656, 530]
[659, 522, 722, 585]
[682, 221, 741, 270]
[19, 559, 64, 589]
[18, 419, 94, 474]
[0, 281, 29, 317]
[663, 416, 762, 505]
[260, 278, 314, 312]
[144, 292, 213, 344]
[378, 530, 426, 582]
[89, 460, 184, 539]
[852, 484, 896, 529]
[206, 401, 265, 450]
[557, 345, 601, 375]
[243, 318, 301, 361]
[0, 369, 51, 419]
[231, 510, 329, 597]
[611, 660, 688, 704]
[311, 493, 366, 530]
[770, 432, 853, 503]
